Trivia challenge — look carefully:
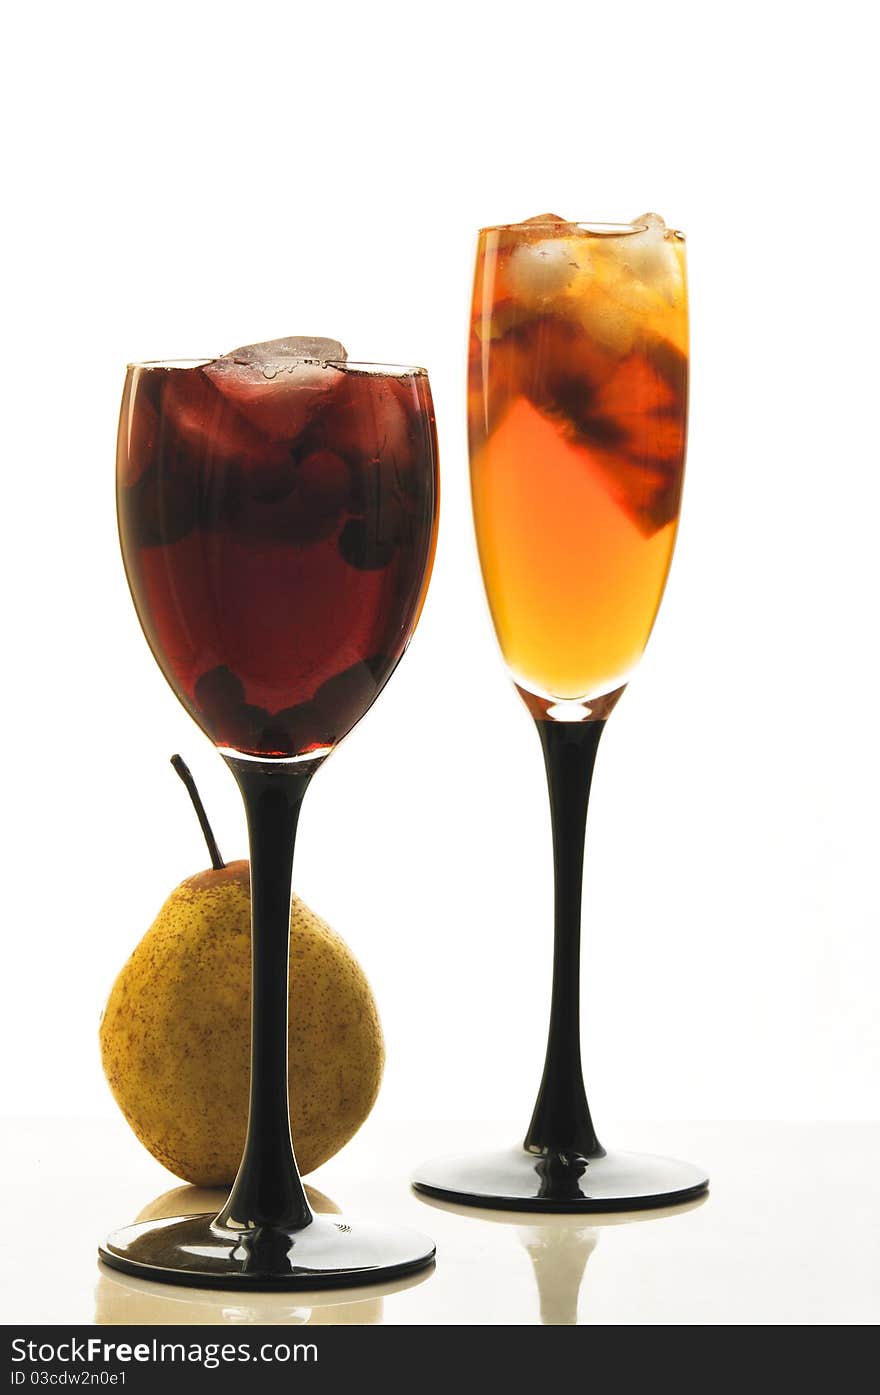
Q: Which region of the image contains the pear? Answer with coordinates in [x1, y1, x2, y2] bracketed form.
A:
[99, 757, 384, 1186]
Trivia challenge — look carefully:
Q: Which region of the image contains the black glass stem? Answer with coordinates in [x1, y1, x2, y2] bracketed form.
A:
[411, 707, 708, 1211]
[214, 755, 317, 1235]
[100, 745, 438, 1283]
[524, 719, 605, 1161]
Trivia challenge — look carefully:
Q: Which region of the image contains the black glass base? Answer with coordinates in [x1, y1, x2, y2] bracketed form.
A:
[99, 1213, 436, 1291]
[412, 1146, 709, 1213]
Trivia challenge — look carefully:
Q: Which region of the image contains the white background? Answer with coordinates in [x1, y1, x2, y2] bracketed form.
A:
[3, 0, 877, 1133]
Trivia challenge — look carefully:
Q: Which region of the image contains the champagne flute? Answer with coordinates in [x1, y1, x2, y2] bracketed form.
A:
[103, 340, 439, 1285]
[413, 216, 708, 1211]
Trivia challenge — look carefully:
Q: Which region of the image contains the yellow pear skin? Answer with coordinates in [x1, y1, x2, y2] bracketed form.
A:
[100, 860, 384, 1186]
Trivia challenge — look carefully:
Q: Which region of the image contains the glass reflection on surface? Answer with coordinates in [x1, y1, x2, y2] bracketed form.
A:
[415, 1192, 707, 1324]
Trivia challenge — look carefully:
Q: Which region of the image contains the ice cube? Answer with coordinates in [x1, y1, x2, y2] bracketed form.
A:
[315, 372, 416, 481]
[507, 237, 586, 306]
[204, 342, 346, 440]
[620, 213, 683, 297]
[633, 212, 667, 237]
[521, 213, 571, 226]
[221, 336, 348, 366]
[161, 366, 285, 467]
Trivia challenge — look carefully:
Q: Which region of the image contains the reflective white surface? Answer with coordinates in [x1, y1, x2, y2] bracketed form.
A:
[2, 1118, 877, 1324]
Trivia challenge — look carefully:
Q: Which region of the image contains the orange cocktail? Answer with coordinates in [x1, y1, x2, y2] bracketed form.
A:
[469, 213, 687, 713]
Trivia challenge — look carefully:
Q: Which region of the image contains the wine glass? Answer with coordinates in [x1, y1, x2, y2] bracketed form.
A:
[413, 215, 709, 1211]
[102, 344, 439, 1286]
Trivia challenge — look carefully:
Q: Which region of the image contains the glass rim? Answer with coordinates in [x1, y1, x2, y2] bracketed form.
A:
[478, 218, 685, 240]
[126, 358, 429, 375]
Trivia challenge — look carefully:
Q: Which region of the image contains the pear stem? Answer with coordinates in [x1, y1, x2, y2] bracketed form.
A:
[171, 754, 226, 870]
